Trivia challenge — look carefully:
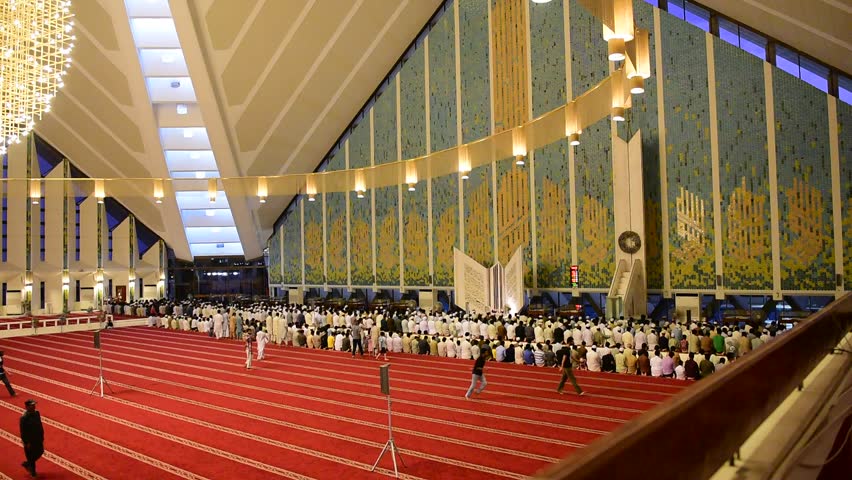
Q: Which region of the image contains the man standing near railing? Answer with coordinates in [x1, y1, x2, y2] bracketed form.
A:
[0, 350, 16, 397]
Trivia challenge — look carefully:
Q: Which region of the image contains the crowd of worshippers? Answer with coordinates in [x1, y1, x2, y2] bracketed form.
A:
[122, 298, 789, 380]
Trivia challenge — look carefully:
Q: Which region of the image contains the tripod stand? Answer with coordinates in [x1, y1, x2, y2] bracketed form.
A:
[371, 395, 406, 477]
[89, 331, 114, 398]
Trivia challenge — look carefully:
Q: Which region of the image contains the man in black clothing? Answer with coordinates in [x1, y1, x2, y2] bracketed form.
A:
[418, 336, 429, 355]
[20, 399, 44, 477]
[0, 350, 15, 397]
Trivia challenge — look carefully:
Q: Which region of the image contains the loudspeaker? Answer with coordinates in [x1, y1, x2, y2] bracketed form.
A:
[93, 330, 101, 349]
[837, 274, 843, 288]
[379, 363, 390, 395]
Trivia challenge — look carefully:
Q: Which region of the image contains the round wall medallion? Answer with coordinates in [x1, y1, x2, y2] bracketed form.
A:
[618, 231, 642, 254]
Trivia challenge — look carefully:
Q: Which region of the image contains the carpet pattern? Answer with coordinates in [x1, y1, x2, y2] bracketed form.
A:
[0, 327, 685, 479]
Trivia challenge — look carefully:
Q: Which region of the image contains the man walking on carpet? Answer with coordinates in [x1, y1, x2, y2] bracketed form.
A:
[20, 399, 44, 478]
[556, 341, 585, 396]
[244, 328, 255, 370]
[465, 349, 490, 399]
[0, 350, 15, 397]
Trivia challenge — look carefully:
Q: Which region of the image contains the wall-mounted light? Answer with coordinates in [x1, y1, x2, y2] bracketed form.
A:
[405, 162, 418, 191]
[458, 145, 471, 180]
[257, 176, 268, 204]
[29, 179, 41, 204]
[602, 0, 634, 62]
[207, 178, 217, 203]
[356, 190, 365, 199]
[569, 132, 581, 146]
[153, 179, 164, 204]
[611, 71, 627, 122]
[513, 127, 527, 166]
[564, 103, 581, 146]
[94, 179, 105, 203]
[626, 29, 650, 95]
[307, 193, 316, 202]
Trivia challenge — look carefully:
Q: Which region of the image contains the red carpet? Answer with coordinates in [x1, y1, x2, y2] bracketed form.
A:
[0, 327, 686, 479]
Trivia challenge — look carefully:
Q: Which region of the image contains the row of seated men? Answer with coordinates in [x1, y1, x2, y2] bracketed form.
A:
[137, 298, 787, 382]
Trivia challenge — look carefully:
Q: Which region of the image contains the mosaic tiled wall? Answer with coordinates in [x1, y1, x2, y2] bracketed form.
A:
[349, 120, 373, 285]
[531, 0, 570, 288]
[267, 226, 282, 284]
[460, 0, 491, 143]
[774, 71, 834, 291]
[571, 1, 614, 288]
[841, 101, 852, 289]
[618, 0, 664, 290]
[661, 13, 715, 289]
[401, 46, 430, 286]
[302, 191, 324, 285]
[715, 38, 771, 290]
[273, 0, 848, 295]
[429, 4, 458, 286]
[280, 204, 301, 284]
[325, 150, 347, 285]
[373, 87, 401, 285]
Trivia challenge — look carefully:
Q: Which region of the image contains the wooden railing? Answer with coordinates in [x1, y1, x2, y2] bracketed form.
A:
[536, 292, 852, 480]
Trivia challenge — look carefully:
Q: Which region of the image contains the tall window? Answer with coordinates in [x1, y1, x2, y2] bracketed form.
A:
[75, 279, 80, 302]
[1, 154, 6, 262]
[108, 229, 113, 261]
[39, 281, 45, 309]
[39, 197, 46, 261]
[75, 201, 81, 261]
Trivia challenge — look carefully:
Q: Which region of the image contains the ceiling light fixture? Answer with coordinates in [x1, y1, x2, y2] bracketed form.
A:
[195, 171, 205, 179]
[176, 103, 188, 115]
[205, 209, 215, 217]
[189, 152, 201, 159]
[183, 128, 193, 138]
[161, 54, 175, 64]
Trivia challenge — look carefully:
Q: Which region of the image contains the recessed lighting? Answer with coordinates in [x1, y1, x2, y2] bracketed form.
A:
[176, 104, 187, 115]
[170, 80, 180, 88]
[211, 227, 221, 233]
[189, 152, 201, 159]
[162, 54, 175, 64]
[195, 171, 205, 179]
[205, 209, 215, 217]
[183, 128, 194, 138]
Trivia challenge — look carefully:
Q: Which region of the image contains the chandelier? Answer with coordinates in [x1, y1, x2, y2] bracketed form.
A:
[0, 0, 74, 154]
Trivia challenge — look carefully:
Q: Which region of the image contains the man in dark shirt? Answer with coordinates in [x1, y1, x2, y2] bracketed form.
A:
[418, 336, 429, 355]
[0, 350, 16, 397]
[20, 399, 44, 477]
[684, 352, 700, 379]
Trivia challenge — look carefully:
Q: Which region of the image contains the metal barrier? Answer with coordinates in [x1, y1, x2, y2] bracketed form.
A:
[536, 292, 852, 480]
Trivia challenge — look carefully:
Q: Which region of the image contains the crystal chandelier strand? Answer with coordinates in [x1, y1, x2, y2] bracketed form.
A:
[0, 0, 74, 154]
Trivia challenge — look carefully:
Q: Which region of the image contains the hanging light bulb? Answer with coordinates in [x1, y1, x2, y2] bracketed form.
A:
[153, 179, 164, 204]
[569, 133, 581, 146]
[30, 179, 41, 204]
[207, 178, 217, 203]
[94, 179, 105, 203]
[257, 176, 268, 204]
[458, 145, 471, 180]
[513, 127, 527, 166]
[611, 70, 627, 122]
[405, 162, 418, 191]
[602, 0, 634, 62]
[564, 103, 581, 146]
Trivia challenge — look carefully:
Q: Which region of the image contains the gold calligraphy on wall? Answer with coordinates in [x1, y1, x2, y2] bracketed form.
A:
[783, 177, 827, 269]
[350, 218, 372, 283]
[673, 186, 706, 263]
[434, 206, 458, 283]
[404, 211, 428, 282]
[537, 177, 569, 281]
[466, 180, 493, 266]
[581, 194, 611, 267]
[326, 216, 346, 283]
[497, 165, 530, 265]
